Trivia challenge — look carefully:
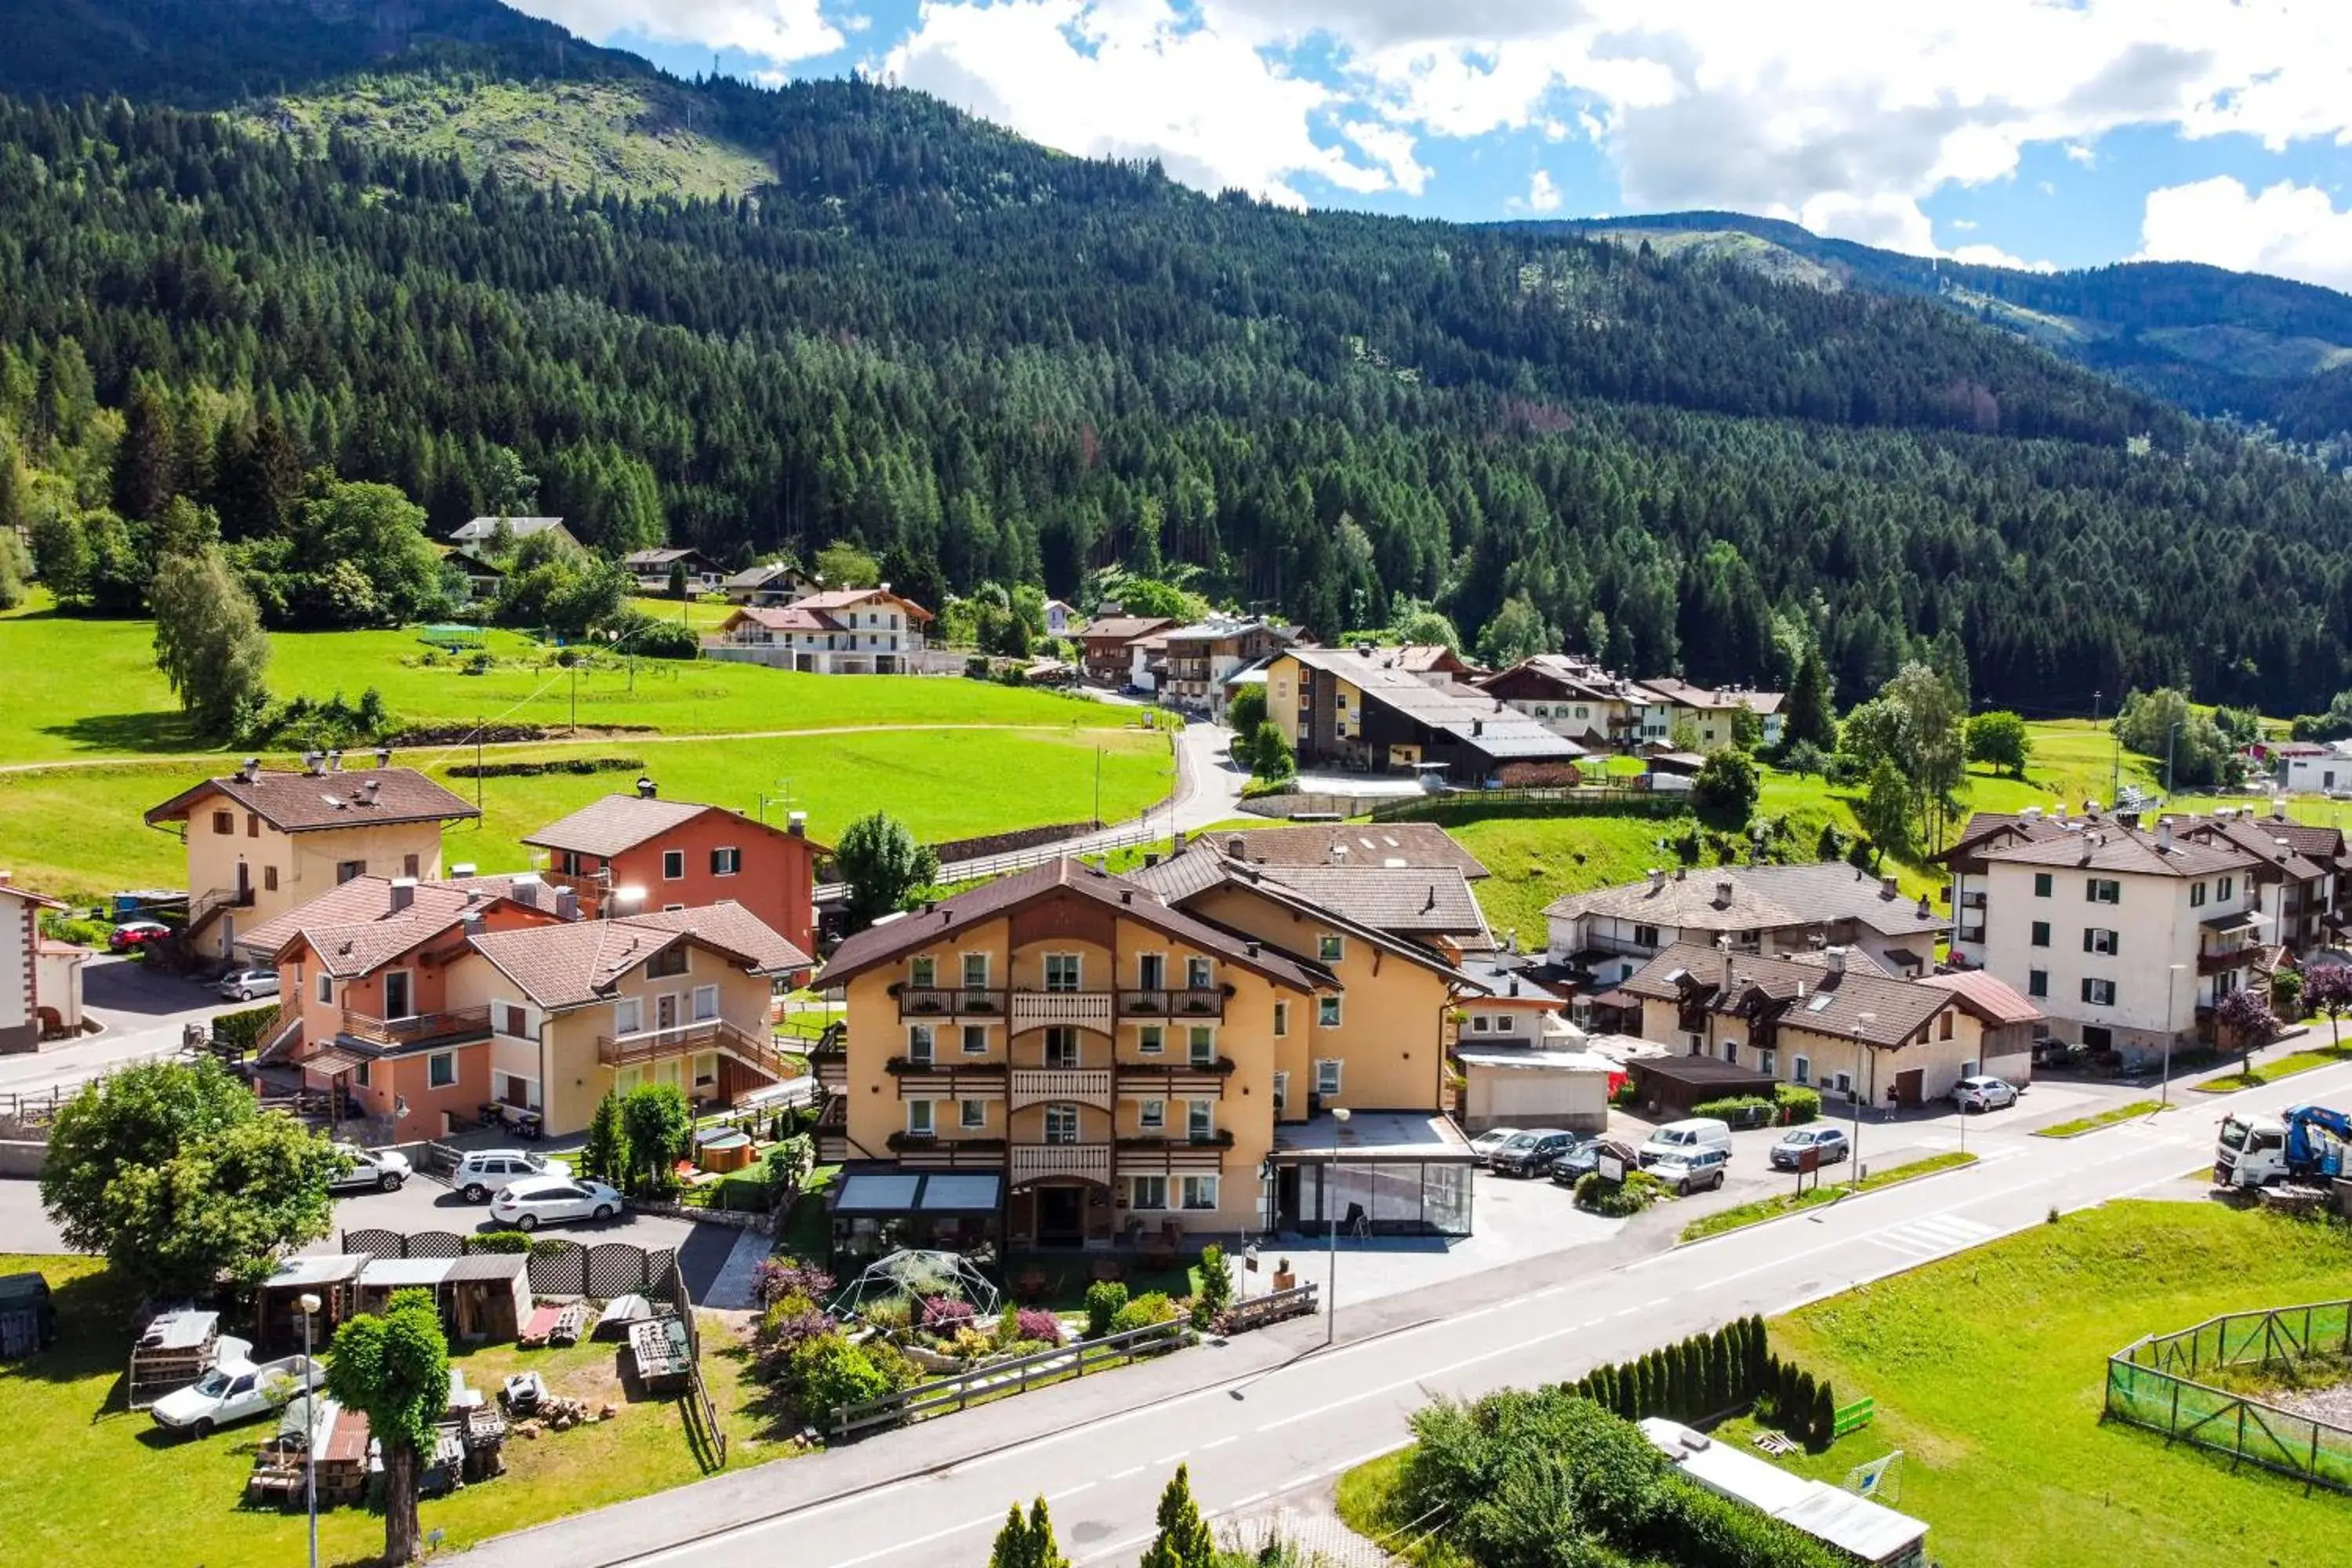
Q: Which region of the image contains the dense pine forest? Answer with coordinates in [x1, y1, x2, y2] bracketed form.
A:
[5, 71, 2352, 713]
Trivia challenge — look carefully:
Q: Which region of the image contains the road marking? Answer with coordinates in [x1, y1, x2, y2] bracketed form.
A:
[1109, 1465, 1144, 1481]
[1152, 1451, 1190, 1466]
[1050, 1481, 1097, 1501]
[827, 1510, 1006, 1568]
[1870, 1213, 1994, 1258]
[1200, 1435, 1238, 1451]
[1229, 1490, 1270, 1508]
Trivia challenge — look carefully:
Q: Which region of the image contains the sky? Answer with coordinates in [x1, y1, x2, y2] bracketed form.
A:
[510, 0, 2352, 291]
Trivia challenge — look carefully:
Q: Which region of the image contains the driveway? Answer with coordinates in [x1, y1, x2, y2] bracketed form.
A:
[0, 956, 245, 1101]
[0, 1178, 68, 1253]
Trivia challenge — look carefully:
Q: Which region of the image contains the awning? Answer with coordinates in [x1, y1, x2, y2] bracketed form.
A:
[2201, 909, 2263, 934]
[831, 1171, 1003, 1217]
[304, 1047, 368, 1076]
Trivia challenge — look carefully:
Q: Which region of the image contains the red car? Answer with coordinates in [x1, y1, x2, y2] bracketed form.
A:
[107, 920, 172, 953]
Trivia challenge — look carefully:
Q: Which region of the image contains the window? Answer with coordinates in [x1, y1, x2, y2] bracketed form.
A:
[2034, 873, 2053, 898]
[1494, 1012, 1517, 1033]
[1471, 1014, 1490, 1033]
[1833, 1071, 1853, 1097]
[661, 849, 686, 881]
[501, 1004, 528, 1038]
[1181, 1175, 1219, 1211]
[2087, 877, 2121, 905]
[960, 1099, 987, 1130]
[1759, 1047, 1777, 1076]
[711, 847, 741, 877]
[647, 946, 689, 979]
[1044, 1027, 1080, 1069]
[1317, 934, 1345, 963]
[212, 810, 234, 835]
[263, 865, 278, 892]
[1317, 996, 1342, 1028]
[402, 853, 419, 879]
[2084, 928, 2120, 956]
[961, 1025, 988, 1056]
[427, 1052, 457, 1088]
[1939, 1011, 1955, 1041]
[1185, 956, 1211, 990]
[2190, 881, 2208, 908]
[2218, 875, 2235, 902]
[906, 1100, 935, 1138]
[961, 953, 990, 989]
[1272, 1002, 1289, 1038]
[1131, 1175, 1168, 1210]
[2027, 969, 2049, 999]
[907, 1024, 935, 1065]
[316, 971, 332, 1004]
[1044, 953, 1081, 992]
[1272, 1070, 1290, 1115]
[691, 985, 719, 1022]
[1722, 1040, 1738, 1065]
[1137, 953, 1165, 990]
[336, 859, 365, 884]
[1314, 1059, 1342, 1096]
[909, 956, 936, 989]
[353, 1059, 370, 1088]
[1140, 1099, 1166, 1132]
[1044, 1104, 1080, 1144]
[1188, 1025, 1215, 1066]
[2082, 977, 2118, 1007]
[1137, 1025, 1164, 1056]
[247, 813, 260, 838]
[1632, 924, 1661, 949]
[2030, 920, 2051, 947]
[1187, 1101, 1214, 1140]
[615, 996, 643, 1035]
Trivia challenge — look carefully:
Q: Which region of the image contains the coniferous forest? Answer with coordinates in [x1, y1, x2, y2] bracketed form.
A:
[5, 69, 2352, 713]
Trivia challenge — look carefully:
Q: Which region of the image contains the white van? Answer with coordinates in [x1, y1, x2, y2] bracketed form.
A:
[1639, 1118, 1734, 1168]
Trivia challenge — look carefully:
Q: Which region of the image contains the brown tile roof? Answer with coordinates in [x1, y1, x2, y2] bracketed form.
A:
[1618, 942, 1952, 1049]
[722, 604, 838, 633]
[520, 795, 718, 858]
[0, 879, 69, 912]
[1977, 822, 2254, 877]
[1194, 822, 1491, 880]
[818, 858, 1321, 991]
[145, 767, 479, 834]
[1544, 862, 1947, 940]
[1077, 616, 1179, 645]
[793, 587, 934, 622]
[1125, 850, 1493, 986]
[1387, 644, 1468, 673]
[468, 905, 808, 1011]
[236, 876, 547, 978]
[1231, 864, 1490, 940]
[1639, 677, 1786, 716]
[612, 903, 812, 977]
[1915, 969, 2044, 1028]
[2176, 815, 2328, 882]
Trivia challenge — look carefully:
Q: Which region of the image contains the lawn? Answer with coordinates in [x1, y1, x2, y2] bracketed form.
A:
[1341, 1202, 2351, 1568]
[0, 1253, 790, 1568]
[1445, 812, 1700, 948]
[627, 594, 740, 630]
[0, 596, 1142, 763]
[2034, 1099, 2169, 1138]
[2191, 1037, 2352, 1092]
[1678, 1152, 1976, 1242]
[0, 727, 1175, 904]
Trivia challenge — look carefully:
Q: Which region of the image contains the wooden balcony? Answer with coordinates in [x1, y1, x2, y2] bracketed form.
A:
[895, 986, 1007, 1022]
[1010, 990, 1115, 1030]
[1116, 1058, 1236, 1099]
[887, 1058, 1008, 1099]
[1007, 1067, 1113, 1111]
[597, 1017, 792, 1080]
[2198, 946, 2256, 975]
[1115, 988, 1226, 1020]
[340, 1006, 492, 1051]
[888, 1134, 1008, 1169]
[1115, 1134, 1232, 1174]
[1009, 1142, 1113, 1185]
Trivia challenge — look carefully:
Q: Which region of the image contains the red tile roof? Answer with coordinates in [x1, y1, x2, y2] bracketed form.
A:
[467, 905, 810, 1011]
[145, 767, 478, 833]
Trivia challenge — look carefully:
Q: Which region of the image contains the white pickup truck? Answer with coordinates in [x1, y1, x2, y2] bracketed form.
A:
[150, 1335, 322, 1437]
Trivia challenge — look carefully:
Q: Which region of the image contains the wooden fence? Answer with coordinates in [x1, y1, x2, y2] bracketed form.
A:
[829, 1318, 1189, 1439]
[1219, 1283, 1319, 1334]
[667, 1265, 727, 1468]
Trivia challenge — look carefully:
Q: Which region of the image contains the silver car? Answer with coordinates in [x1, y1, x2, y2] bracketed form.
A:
[452, 1149, 572, 1203]
[1952, 1075, 2020, 1112]
[216, 967, 280, 1002]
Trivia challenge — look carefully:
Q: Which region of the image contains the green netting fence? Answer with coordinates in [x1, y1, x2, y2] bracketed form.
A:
[2104, 1299, 2352, 1493]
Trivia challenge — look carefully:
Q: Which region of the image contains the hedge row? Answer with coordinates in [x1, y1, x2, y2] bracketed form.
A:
[211, 1004, 283, 1054]
[445, 754, 645, 780]
[1690, 1083, 1820, 1127]
[1561, 1313, 1838, 1451]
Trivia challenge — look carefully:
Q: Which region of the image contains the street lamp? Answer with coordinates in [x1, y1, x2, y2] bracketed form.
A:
[1852, 1014, 1875, 1188]
[298, 1290, 323, 1568]
[1325, 1105, 1352, 1348]
[2165, 964, 2187, 1106]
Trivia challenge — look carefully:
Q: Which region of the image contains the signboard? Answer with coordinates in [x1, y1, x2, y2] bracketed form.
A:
[1598, 1153, 1626, 1183]
[1795, 1145, 1822, 1174]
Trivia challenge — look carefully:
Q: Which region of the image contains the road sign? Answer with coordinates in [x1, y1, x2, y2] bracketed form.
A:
[1599, 1153, 1625, 1182]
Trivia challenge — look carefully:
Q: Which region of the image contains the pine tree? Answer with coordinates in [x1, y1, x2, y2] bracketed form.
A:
[1786, 644, 1837, 750]
[1812, 1381, 1838, 1450]
[1142, 1465, 1216, 1568]
[582, 1091, 628, 1185]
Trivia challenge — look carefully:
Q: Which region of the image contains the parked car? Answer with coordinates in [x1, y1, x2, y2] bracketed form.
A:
[488, 1174, 624, 1231]
[1490, 1128, 1578, 1178]
[1952, 1075, 2021, 1112]
[1639, 1117, 1735, 1168]
[1549, 1137, 1628, 1186]
[452, 1149, 572, 1203]
[2032, 1037, 2088, 1069]
[216, 967, 280, 1002]
[1467, 1127, 1525, 1163]
[1650, 1147, 1730, 1196]
[1769, 1126, 1852, 1171]
[150, 1338, 320, 1438]
[108, 919, 172, 953]
[328, 1145, 412, 1194]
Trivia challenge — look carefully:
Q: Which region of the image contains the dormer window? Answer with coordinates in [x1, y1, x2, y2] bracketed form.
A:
[646, 946, 689, 980]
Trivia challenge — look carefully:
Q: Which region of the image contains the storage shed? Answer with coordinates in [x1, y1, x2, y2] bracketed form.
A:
[127, 1308, 223, 1410]
[1625, 1053, 1778, 1119]
[0, 1271, 54, 1359]
[253, 1254, 368, 1353]
[440, 1254, 533, 1343]
[1455, 1046, 1617, 1133]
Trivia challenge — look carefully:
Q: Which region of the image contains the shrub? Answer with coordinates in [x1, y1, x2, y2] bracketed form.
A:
[1773, 1083, 1821, 1125]
[210, 1003, 285, 1055]
[1012, 1308, 1065, 1346]
[1109, 1291, 1180, 1335]
[862, 1338, 925, 1392]
[1574, 1169, 1666, 1217]
[753, 1258, 837, 1310]
[1084, 1279, 1128, 1339]
[754, 1294, 835, 1377]
[949, 1326, 997, 1360]
[920, 1294, 978, 1334]
[1690, 1094, 1776, 1128]
[862, 1297, 913, 1332]
[466, 1230, 533, 1255]
[1193, 1244, 1234, 1328]
[788, 1334, 891, 1432]
[1610, 1078, 1639, 1108]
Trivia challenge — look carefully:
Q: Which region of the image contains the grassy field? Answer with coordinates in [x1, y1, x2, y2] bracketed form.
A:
[2191, 1036, 2352, 1092]
[0, 1254, 789, 1568]
[1678, 1152, 1976, 1242]
[0, 727, 1175, 903]
[1444, 814, 1699, 948]
[0, 596, 1142, 763]
[628, 595, 740, 631]
[2034, 1099, 2169, 1138]
[1341, 1202, 2351, 1568]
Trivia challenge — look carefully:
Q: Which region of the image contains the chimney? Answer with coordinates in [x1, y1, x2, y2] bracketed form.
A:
[1246, 941, 1261, 958]
[303, 750, 323, 776]
[555, 887, 578, 920]
[1227, 836, 1247, 858]
[1647, 868, 1665, 891]
[1357, 643, 1373, 658]
[2273, 799, 2288, 821]
[388, 877, 417, 913]
[449, 862, 477, 877]
[361, 779, 382, 804]
[1172, 829, 1187, 852]
[1718, 935, 1735, 994]
[787, 810, 808, 837]
[1508, 978, 1522, 996]
[1143, 851, 1161, 868]
[2158, 822, 2174, 852]
[1423, 884, 1438, 913]
[1473, 719, 1484, 736]
[510, 871, 543, 910]
[376, 746, 392, 769]
[326, 750, 343, 772]
[242, 757, 262, 783]
[1916, 895, 1932, 917]
[636, 777, 658, 799]
[1880, 875, 1899, 898]
[1713, 878, 1733, 907]
[1825, 946, 1847, 975]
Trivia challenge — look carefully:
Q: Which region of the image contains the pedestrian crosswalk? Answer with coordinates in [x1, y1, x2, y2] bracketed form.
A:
[1868, 1212, 1998, 1259]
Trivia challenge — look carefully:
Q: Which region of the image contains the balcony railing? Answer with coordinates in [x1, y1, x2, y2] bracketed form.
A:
[1011, 990, 1115, 1030]
[1116, 988, 1227, 1020]
[1116, 1057, 1236, 1098]
[188, 883, 257, 935]
[896, 986, 1007, 1021]
[1007, 1067, 1113, 1110]
[597, 1017, 792, 1080]
[887, 1058, 1008, 1098]
[2198, 946, 2256, 975]
[1114, 1134, 1231, 1173]
[1009, 1142, 1113, 1185]
[888, 1133, 1008, 1168]
[340, 1005, 493, 1050]
[1958, 890, 1987, 910]
[539, 867, 607, 909]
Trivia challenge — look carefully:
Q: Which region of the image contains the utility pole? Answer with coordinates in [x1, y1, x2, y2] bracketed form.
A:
[475, 717, 485, 818]
[1094, 746, 1103, 827]
[2165, 719, 2180, 800]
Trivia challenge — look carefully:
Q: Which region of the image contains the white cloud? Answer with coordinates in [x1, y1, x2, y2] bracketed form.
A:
[507, 0, 844, 66]
[1950, 243, 2054, 272]
[2137, 176, 2352, 289]
[1527, 169, 1562, 212]
[2064, 141, 2097, 166]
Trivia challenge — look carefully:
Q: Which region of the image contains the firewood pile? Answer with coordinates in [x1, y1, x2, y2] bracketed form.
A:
[510, 1394, 617, 1436]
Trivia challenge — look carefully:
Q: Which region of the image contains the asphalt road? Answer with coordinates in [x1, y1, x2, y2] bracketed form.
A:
[0, 955, 243, 1101]
[458, 1061, 2336, 1568]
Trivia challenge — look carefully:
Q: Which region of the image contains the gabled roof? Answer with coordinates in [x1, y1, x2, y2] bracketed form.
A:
[468, 906, 808, 1011]
[721, 604, 838, 633]
[1618, 942, 1953, 1049]
[724, 563, 811, 590]
[520, 793, 826, 859]
[0, 877, 68, 912]
[2177, 814, 2328, 882]
[606, 902, 814, 977]
[1388, 644, 1470, 673]
[622, 547, 718, 568]
[1125, 848, 1493, 985]
[794, 586, 935, 622]
[1280, 645, 1584, 760]
[1915, 968, 2043, 1028]
[819, 858, 1319, 991]
[1225, 864, 1490, 941]
[1076, 615, 1179, 644]
[145, 767, 480, 834]
[236, 875, 550, 976]
[1640, 677, 1786, 716]
[1977, 822, 2254, 878]
[1544, 862, 1947, 939]
[1193, 822, 1490, 880]
[450, 516, 568, 543]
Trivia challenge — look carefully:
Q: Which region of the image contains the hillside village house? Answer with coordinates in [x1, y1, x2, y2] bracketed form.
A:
[710, 586, 935, 674]
[622, 547, 726, 592]
[1044, 599, 1080, 637]
[811, 852, 1487, 1255]
[0, 874, 85, 1053]
[521, 786, 822, 956]
[1617, 941, 2041, 1114]
[1639, 679, 1787, 750]
[446, 516, 581, 559]
[1158, 617, 1296, 717]
[2267, 741, 2352, 795]
[1076, 615, 1178, 685]
[144, 757, 481, 964]
[721, 563, 819, 606]
[245, 875, 810, 1138]
[1943, 808, 2267, 1061]
[1547, 863, 1950, 989]
[1268, 644, 1584, 784]
[2172, 804, 2350, 953]
[1476, 659, 1787, 750]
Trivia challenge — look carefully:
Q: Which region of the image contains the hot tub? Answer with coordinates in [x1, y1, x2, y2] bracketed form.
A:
[694, 1128, 754, 1174]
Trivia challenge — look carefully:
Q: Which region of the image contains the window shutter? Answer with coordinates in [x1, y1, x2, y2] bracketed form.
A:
[2082, 928, 2093, 953]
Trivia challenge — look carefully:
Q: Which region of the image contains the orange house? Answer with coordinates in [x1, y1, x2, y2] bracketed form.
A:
[522, 789, 823, 957]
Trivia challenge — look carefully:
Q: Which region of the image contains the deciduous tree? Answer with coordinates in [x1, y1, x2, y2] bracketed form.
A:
[619, 1083, 695, 1197]
[835, 810, 941, 932]
[325, 1289, 448, 1564]
[150, 542, 270, 737]
[1965, 710, 2031, 777]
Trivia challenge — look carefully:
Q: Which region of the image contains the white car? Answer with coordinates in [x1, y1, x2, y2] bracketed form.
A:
[1951, 1075, 2020, 1112]
[452, 1149, 572, 1203]
[488, 1174, 624, 1231]
[216, 967, 281, 1002]
[151, 1339, 320, 1437]
[1467, 1127, 1524, 1163]
[328, 1145, 412, 1193]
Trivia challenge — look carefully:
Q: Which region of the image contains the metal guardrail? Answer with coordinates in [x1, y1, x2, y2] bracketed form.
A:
[2105, 1299, 2352, 1493]
[829, 1318, 1188, 1439]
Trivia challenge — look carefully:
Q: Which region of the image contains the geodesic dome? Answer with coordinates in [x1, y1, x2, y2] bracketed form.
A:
[827, 1248, 1001, 1320]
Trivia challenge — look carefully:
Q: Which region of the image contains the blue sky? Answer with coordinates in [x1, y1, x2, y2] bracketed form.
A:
[520, 0, 2352, 289]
